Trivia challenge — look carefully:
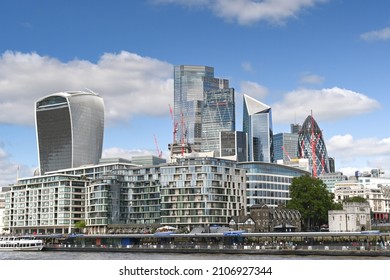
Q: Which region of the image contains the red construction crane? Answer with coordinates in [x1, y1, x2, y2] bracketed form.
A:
[282, 146, 292, 161]
[169, 104, 178, 144]
[154, 134, 163, 158]
[310, 112, 317, 177]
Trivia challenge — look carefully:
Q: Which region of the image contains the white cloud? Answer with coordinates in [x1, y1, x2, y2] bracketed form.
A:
[327, 135, 390, 159]
[0, 146, 35, 187]
[0, 51, 173, 126]
[239, 80, 268, 100]
[102, 147, 169, 161]
[299, 72, 324, 84]
[156, 0, 328, 25]
[361, 27, 390, 42]
[272, 87, 380, 124]
[241, 62, 253, 72]
[326, 134, 390, 177]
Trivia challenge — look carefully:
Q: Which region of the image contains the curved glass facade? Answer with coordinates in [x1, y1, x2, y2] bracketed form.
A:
[36, 91, 104, 174]
[238, 162, 310, 209]
[297, 114, 330, 176]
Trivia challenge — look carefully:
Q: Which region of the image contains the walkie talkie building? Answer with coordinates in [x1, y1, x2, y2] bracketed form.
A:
[35, 91, 104, 175]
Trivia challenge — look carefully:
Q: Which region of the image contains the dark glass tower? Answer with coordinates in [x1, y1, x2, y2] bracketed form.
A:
[297, 114, 330, 176]
[173, 65, 229, 152]
[35, 91, 104, 174]
[201, 88, 235, 155]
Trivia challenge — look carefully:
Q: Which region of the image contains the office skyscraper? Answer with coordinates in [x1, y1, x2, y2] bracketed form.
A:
[273, 133, 299, 162]
[173, 65, 229, 152]
[243, 94, 273, 163]
[273, 124, 300, 162]
[201, 88, 235, 155]
[220, 131, 247, 162]
[35, 91, 104, 174]
[297, 114, 330, 176]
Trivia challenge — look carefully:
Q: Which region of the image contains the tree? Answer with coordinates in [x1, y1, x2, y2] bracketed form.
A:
[287, 175, 341, 231]
[75, 220, 86, 233]
[343, 196, 367, 203]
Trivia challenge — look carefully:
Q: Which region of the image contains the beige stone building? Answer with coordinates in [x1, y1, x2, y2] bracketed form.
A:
[328, 202, 371, 232]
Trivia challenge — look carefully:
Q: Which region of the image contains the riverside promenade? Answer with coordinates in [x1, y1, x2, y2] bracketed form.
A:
[40, 231, 390, 257]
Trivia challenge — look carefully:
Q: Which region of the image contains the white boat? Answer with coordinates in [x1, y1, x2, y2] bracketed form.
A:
[0, 236, 44, 251]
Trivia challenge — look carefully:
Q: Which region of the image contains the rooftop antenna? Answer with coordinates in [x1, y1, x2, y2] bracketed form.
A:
[85, 88, 98, 95]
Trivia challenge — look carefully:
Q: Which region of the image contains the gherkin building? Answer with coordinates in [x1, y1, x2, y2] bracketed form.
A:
[298, 114, 330, 177]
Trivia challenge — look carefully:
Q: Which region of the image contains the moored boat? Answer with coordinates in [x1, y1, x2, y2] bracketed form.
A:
[0, 236, 44, 251]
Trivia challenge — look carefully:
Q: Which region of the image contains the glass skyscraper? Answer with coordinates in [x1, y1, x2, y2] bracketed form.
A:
[297, 114, 330, 176]
[220, 131, 247, 162]
[273, 132, 299, 162]
[173, 65, 229, 152]
[243, 94, 273, 163]
[35, 91, 104, 174]
[201, 88, 235, 155]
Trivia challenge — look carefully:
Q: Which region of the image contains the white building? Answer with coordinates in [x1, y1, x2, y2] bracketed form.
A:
[0, 187, 11, 234]
[334, 176, 390, 222]
[328, 202, 371, 232]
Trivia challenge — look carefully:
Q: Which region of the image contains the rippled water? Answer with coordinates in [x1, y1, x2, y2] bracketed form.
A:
[0, 251, 386, 260]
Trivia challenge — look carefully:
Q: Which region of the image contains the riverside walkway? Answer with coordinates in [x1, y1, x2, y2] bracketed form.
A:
[40, 231, 390, 257]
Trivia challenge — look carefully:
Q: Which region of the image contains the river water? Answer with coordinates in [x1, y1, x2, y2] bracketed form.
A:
[0, 251, 386, 260]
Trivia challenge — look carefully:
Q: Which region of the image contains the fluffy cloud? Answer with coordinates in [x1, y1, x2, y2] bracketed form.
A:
[326, 134, 390, 176]
[0, 145, 35, 187]
[361, 27, 390, 42]
[156, 0, 328, 25]
[239, 80, 268, 100]
[0, 51, 173, 126]
[272, 87, 380, 124]
[241, 62, 253, 72]
[298, 72, 324, 84]
[102, 147, 155, 160]
[102, 147, 169, 161]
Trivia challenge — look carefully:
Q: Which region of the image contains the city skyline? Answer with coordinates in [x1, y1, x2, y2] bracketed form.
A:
[1, 0, 390, 186]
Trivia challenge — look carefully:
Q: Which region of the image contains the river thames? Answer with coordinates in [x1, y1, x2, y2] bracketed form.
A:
[0, 251, 387, 260]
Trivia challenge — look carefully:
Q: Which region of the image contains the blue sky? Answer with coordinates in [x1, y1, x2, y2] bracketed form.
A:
[1, 0, 390, 186]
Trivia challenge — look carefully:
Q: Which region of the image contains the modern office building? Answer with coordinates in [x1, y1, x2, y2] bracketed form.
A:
[328, 157, 336, 173]
[290, 123, 302, 134]
[238, 162, 310, 210]
[273, 132, 299, 162]
[243, 94, 273, 163]
[297, 114, 330, 177]
[318, 171, 348, 193]
[35, 91, 104, 175]
[220, 131, 248, 162]
[173, 65, 230, 152]
[201, 88, 235, 156]
[131, 155, 167, 166]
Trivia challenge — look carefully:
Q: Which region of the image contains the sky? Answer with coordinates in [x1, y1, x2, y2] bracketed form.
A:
[1, 0, 390, 187]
